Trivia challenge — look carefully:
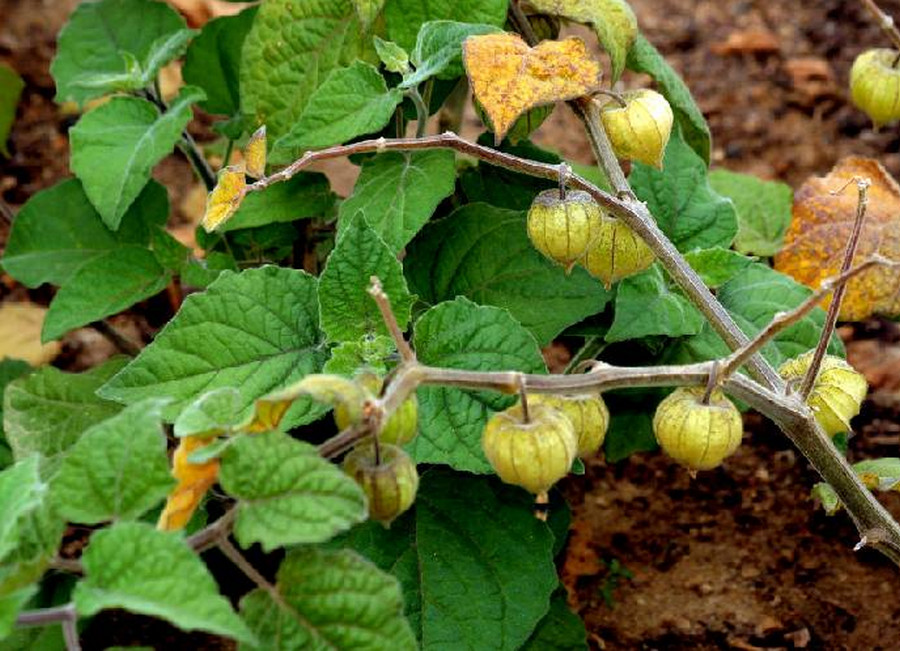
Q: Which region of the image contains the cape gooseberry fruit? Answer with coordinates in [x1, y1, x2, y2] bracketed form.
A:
[849, 48, 900, 128]
[334, 373, 418, 446]
[581, 214, 655, 287]
[778, 352, 867, 437]
[652, 386, 743, 471]
[482, 403, 578, 494]
[342, 444, 419, 525]
[527, 189, 603, 271]
[598, 89, 674, 168]
[527, 393, 609, 457]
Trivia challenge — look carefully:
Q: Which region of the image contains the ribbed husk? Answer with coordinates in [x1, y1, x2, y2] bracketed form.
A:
[599, 89, 674, 168]
[850, 49, 900, 128]
[581, 213, 655, 288]
[334, 373, 418, 446]
[343, 444, 419, 526]
[528, 393, 609, 457]
[527, 189, 603, 271]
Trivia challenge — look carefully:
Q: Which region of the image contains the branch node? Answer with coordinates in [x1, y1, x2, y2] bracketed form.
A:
[368, 276, 415, 362]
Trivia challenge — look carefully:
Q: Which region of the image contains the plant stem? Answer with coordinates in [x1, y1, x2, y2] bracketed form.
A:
[859, 0, 900, 54]
[574, 99, 633, 199]
[222, 138, 235, 168]
[90, 319, 142, 356]
[368, 276, 415, 362]
[405, 88, 430, 138]
[15, 603, 81, 650]
[799, 179, 871, 400]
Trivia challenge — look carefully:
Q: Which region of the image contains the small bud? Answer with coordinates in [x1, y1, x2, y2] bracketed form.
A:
[342, 444, 419, 525]
[779, 352, 867, 436]
[598, 89, 674, 168]
[850, 48, 900, 128]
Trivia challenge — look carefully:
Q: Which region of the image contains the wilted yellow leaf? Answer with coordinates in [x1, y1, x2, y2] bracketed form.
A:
[0, 302, 61, 365]
[200, 165, 246, 232]
[244, 125, 266, 179]
[157, 435, 220, 531]
[463, 33, 601, 144]
[774, 157, 900, 321]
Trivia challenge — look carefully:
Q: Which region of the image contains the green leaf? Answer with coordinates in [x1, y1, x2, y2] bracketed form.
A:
[98, 266, 327, 427]
[322, 335, 396, 377]
[374, 37, 410, 74]
[385, 0, 509, 50]
[2, 179, 168, 288]
[51, 0, 188, 105]
[319, 213, 414, 342]
[240, 0, 375, 139]
[0, 359, 31, 457]
[141, 29, 196, 86]
[0, 457, 46, 560]
[338, 469, 558, 650]
[240, 547, 416, 650]
[400, 21, 502, 88]
[626, 34, 711, 164]
[74, 521, 253, 642]
[411, 298, 545, 472]
[522, 588, 587, 650]
[0, 586, 37, 639]
[406, 203, 611, 345]
[174, 387, 242, 438]
[605, 265, 704, 343]
[338, 150, 456, 252]
[813, 458, 900, 515]
[528, 0, 637, 81]
[42, 246, 169, 342]
[683, 247, 754, 288]
[70, 86, 205, 230]
[0, 64, 24, 157]
[603, 395, 659, 463]
[4, 358, 127, 464]
[708, 169, 792, 257]
[275, 61, 404, 152]
[221, 172, 335, 232]
[630, 127, 737, 251]
[50, 399, 173, 524]
[458, 137, 560, 210]
[219, 431, 366, 551]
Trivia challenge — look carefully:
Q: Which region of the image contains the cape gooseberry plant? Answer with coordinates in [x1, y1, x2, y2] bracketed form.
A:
[4, 0, 900, 648]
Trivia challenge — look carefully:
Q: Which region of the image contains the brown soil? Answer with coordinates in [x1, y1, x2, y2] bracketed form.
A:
[3, 1, 900, 650]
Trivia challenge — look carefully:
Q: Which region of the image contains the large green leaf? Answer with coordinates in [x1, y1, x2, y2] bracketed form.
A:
[42, 246, 169, 342]
[626, 34, 710, 164]
[630, 127, 737, 252]
[98, 266, 327, 426]
[275, 61, 404, 152]
[182, 7, 258, 116]
[240, 0, 375, 139]
[70, 87, 204, 230]
[2, 179, 168, 288]
[708, 169, 793, 257]
[338, 150, 456, 253]
[605, 264, 704, 343]
[338, 469, 558, 650]
[521, 588, 587, 650]
[51, 0, 187, 105]
[74, 521, 253, 642]
[3, 358, 127, 464]
[401, 21, 502, 88]
[219, 431, 366, 551]
[0, 64, 24, 157]
[0, 360, 30, 469]
[221, 172, 335, 232]
[319, 213, 414, 342]
[683, 247, 754, 288]
[411, 298, 545, 472]
[240, 547, 416, 650]
[405, 203, 611, 345]
[385, 0, 509, 50]
[50, 399, 173, 524]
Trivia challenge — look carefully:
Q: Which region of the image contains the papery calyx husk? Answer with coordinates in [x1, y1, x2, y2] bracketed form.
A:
[526, 188, 603, 271]
[334, 372, 418, 446]
[849, 48, 900, 128]
[652, 386, 743, 471]
[482, 402, 578, 494]
[528, 393, 609, 457]
[598, 89, 674, 168]
[581, 213, 655, 287]
[779, 351, 867, 436]
[342, 443, 419, 525]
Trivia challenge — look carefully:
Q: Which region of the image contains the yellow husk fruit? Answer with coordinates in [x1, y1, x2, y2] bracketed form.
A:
[528, 393, 609, 457]
[652, 386, 743, 471]
[849, 48, 900, 128]
[527, 189, 603, 271]
[779, 352, 867, 436]
[334, 373, 418, 446]
[342, 444, 419, 526]
[599, 89, 674, 168]
[581, 213, 655, 287]
[482, 403, 578, 494]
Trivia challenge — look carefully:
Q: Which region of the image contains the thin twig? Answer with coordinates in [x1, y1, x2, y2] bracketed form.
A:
[368, 276, 415, 362]
[62, 617, 81, 651]
[16, 602, 81, 649]
[507, 1, 541, 45]
[49, 556, 85, 574]
[577, 98, 633, 199]
[405, 88, 430, 138]
[799, 179, 871, 399]
[186, 506, 236, 553]
[90, 319, 142, 356]
[217, 536, 274, 592]
[860, 0, 900, 55]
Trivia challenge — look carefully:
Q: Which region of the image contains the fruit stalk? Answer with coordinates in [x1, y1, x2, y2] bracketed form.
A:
[860, 0, 900, 57]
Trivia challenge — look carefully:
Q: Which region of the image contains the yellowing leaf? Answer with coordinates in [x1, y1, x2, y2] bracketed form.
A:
[200, 165, 246, 232]
[0, 302, 61, 365]
[157, 435, 220, 531]
[244, 125, 266, 179]
[774, 157, 900, 321]
[243, 374, 369, 433]
[463, 33, 601, 144]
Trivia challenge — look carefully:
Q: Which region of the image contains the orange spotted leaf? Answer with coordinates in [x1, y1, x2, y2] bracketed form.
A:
[157, 435, 220, 531]
[245, 125, 266, 179]
[774, 157, 900, 321]
[201, 165, 246, 232]
[463, 33, 602, 144]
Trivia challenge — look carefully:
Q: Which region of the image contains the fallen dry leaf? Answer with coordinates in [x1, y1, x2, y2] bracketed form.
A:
[774, 157, 900, 321]
[463, 33, 601, 144]
[0, 302, 61, 365]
